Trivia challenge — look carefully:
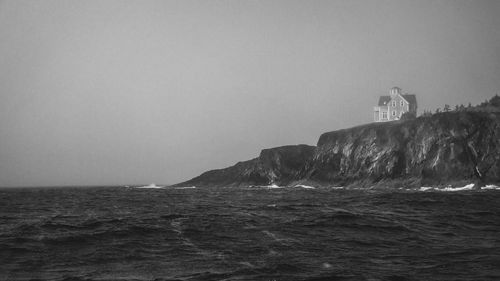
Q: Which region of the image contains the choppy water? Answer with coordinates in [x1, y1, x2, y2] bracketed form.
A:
[1, 186, 499, 281]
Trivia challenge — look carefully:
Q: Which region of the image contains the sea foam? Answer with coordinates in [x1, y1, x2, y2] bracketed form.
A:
[482, 185, 500, 190]
[441, 183, 475, 191]
[135, 183, 164, 189]
[265, 184, 284, 189]
[419, 183, 475, 192]
[294, 184, 316, 189]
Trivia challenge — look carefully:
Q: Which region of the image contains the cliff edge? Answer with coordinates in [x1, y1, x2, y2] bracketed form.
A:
[174, 111, 500, 188]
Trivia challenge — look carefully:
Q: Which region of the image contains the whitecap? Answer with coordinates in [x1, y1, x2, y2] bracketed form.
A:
[441, 183, 475, 192]
[419, 184, 476, 192]
[175, 186, 196, 189]
[135, 183, 164, 189]
[265, 184, 284, 189]
[294, 184, 315, 189]
[482, 184, 500, 190]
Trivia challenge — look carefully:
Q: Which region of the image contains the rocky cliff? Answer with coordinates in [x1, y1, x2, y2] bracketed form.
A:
[175, 111, 500, 188]
[175, 145, 316, 187]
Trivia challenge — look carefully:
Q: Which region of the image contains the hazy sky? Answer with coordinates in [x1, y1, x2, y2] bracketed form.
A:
[1, 0, 499, 187]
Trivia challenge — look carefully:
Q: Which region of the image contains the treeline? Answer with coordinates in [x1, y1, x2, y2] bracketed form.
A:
[405, 94, 500, 120]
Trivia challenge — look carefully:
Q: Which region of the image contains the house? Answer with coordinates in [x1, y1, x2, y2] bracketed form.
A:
[373, 87, 417, 122]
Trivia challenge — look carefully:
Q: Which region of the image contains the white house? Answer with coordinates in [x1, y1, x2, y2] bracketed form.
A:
[374, 87, 417, 122]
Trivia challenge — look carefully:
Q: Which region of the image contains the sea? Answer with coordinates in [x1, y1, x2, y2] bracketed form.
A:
[1, 185, 500, 281]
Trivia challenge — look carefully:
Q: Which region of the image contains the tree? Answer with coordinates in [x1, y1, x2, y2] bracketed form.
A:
[489, 94, 500, 107]
[435, 108, 441, 114]
[444, 104, 450, 112]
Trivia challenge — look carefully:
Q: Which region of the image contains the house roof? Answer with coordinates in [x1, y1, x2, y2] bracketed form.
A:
[378, 94, 417, 106]
[378, 96, 391, 106]
[402, 94, 417, 106]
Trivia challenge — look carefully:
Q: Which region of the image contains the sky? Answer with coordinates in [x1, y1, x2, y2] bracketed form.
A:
[1, 0, 499, 187]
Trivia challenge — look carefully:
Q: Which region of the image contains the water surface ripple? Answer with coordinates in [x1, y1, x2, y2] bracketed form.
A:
[1, 186, 499, 281]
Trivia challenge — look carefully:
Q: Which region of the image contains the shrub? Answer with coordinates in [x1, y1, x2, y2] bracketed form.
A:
[401, 111, 416, 120]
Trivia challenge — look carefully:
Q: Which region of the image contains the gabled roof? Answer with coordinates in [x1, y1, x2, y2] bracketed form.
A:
[402, 94, 417, 106]
[378, 94, 417, 106]
[378, 96, 391, 106]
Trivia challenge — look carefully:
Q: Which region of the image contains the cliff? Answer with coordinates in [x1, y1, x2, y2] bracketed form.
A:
[174, 111, 500, 188]
[174, 144, 316, 187]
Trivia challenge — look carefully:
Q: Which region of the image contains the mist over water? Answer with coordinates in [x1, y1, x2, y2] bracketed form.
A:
[1, 186, 499, 281]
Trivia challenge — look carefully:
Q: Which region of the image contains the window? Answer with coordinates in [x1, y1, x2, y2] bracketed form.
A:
[392, 101, 396, 107]
[382, 112, 387, 119]
[392, 111, 396, 116]
[400, 101, 404, 106]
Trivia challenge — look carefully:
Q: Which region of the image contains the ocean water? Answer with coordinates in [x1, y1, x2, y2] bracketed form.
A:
[1, 186, 499, 281]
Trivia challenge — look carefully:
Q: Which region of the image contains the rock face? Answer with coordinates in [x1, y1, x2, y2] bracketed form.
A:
[309, 111, 500, 187]
[175, 111, 500, 188]
[175, 145, 316, 187]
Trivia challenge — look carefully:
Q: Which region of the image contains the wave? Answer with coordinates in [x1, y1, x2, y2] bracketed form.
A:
[482, 184, 500, 190]
[261, 230, 297, 245]
[419, 183, 500, 192]
[262, 184, 284, 189]
[175, 186, 196, 189]
[294, 184, 316, 189]
[442, 183, 476, 191]
[3, 184, 500, 281]
[419, 184, 475, 192]
[134, 183, 164, 189]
